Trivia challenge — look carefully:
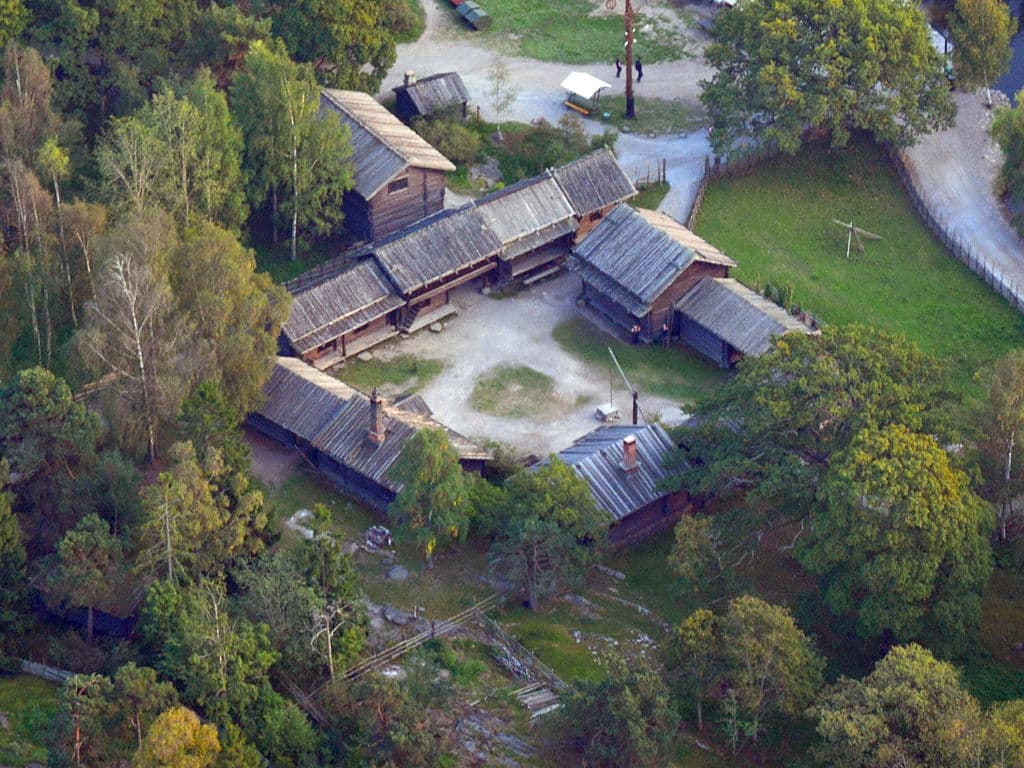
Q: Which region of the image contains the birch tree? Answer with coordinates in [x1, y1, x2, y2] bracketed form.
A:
[951, 0, 1017, 107]
[488, 57, 519, 142]
[976, 349, 1024, 539]
[95, 116, 165, 213]
[77, 212, 190, 461]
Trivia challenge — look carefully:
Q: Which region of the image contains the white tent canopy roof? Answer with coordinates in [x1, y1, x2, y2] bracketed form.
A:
[561, 72, 612, 100]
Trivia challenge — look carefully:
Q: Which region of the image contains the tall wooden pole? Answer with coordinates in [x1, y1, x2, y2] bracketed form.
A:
[624, 0, 635, 118]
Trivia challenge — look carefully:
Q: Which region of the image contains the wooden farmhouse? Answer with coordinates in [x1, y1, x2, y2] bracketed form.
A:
[569, 204, 736, 339]
[320, 89, 456, 242]
[550, 148, 637, 240]
[281, 260, 404, 364]
[470, 172, 577, 284]
[541, 424, 691, 545]
[249, 358, 490, 511]
[675, 277, 815, 367]
[392, 71, 469, 123]
[280, 149, 638, 367]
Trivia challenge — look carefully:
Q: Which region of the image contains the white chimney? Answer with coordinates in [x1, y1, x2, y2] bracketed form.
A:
[404, 70, 416, 87]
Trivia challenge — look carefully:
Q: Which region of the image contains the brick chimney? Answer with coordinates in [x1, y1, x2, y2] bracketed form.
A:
[368, 388, 386, 445]
[621, 434, 639, 474]
[404, 70, 416, 87]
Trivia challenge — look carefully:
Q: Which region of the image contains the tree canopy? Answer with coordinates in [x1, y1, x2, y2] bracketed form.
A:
[950, 0, 1017, 105]
[488, 458, 608, 609]
[700, 0, 956, 154]
[801, 424, 993, 653]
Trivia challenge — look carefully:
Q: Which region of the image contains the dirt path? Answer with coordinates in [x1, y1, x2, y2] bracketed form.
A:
[901, 90, 1024, 292]
[379, 0, 717, 221]
[365, 273, 687, 456]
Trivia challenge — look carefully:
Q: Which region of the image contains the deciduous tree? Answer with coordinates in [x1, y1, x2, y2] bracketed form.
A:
[812, 644, 986, 768]
[488, 458, 607, 609]
[558, 652, 678, 768]
[0, 462, 28, 646]
[950, 0, 1016, 106]
[975, 350, 1024, 539]
[389, 428, 475, 568]
[133, 706, 220, 768]
[700, 0, 956, 153]
[801, 424, 994, 654]
[666, 608, 718, 732]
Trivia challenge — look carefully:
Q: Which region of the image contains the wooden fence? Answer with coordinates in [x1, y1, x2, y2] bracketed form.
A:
[20, 659, 73, 683]
[890, 150, 1024, 313]
[474, 611, 567, 691]
[685, 143, 781, 228]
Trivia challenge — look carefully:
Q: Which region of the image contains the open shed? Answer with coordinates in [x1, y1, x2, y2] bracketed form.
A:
[560, 72, 612, 116]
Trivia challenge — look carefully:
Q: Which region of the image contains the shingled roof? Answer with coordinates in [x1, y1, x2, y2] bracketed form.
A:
[568, 205, 736, 316]
[547, 424, 677, 522]
[320, 89, 456, 199]
[372, 207, 503, 295]
[471, 173, 576, 260]
[392, 72, 469, 116]
[257, 358, 490, 494]
[550, 148, 636, 217]
[259, 357, 358, 443]
[676, 278, 815, 356]
[283, 260, 404, 355]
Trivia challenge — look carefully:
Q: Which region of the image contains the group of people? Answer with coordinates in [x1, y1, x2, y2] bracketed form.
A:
[614, 57, 643, 81]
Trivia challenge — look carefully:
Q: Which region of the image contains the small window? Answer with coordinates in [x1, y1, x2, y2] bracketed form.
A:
[387, 177, 409, 194]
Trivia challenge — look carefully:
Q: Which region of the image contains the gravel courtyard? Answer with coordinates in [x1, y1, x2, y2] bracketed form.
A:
[347, 273, 689, 456]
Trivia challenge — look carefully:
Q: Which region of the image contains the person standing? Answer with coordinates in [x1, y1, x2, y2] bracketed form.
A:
[635, 57, 643, 82]
[615, 57, 622, 77]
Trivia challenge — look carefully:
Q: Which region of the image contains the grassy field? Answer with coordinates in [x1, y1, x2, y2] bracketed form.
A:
[694, 136, 1024, 396]
[332, 353, 444, 395]
[435, 0, 693, 64]
[0, 675, 59, 766]
[393, 0, 426, 43]
[471, 364, 557, 418]
[600, 95, 707, 135]
[553, 316, 728, 405]
[633, 181, 671, 210]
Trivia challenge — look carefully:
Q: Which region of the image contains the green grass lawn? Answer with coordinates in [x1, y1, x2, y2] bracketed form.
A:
[633, 181, 671, 211]
[394, 0, 426, 43]
[694, 136, 1024, 396]
[601, 95, 707, 136]
[471, 364, 557, 418]
[332, 353, 444, 395]
[435, 0, 692, 64]
[0, 675, 60, 766]
[553, 316, 728, 406]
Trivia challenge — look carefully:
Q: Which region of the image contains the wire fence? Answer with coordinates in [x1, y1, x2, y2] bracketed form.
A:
[890, 150, 1024, 312]
[20, 659, 74, 683]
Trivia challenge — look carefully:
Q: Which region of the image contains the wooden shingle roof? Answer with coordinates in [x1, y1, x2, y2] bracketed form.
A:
[675, 278, 815, 356]
[547, 424, 677, 522]
[320, 89, 456, 199]
[471, 173, 576, 260]
[551, 148, 636, 217]
[259, 357, 358, 443]
[392, 72, 469, 116]
[258, 358, 490, 493]
[372, 207, 503, 295]
[568, 205, 734, 316]
[283, 260, 403, 355]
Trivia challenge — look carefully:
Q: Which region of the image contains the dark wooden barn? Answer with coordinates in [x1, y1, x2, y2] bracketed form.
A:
[392, 71, 469, 123]
[550, 148, 637, 241]
[281, 260, 404, 367]
[543, 424, 691, 545]
[674, 277, 815, 367]
[370, 206, 503, 332]
[320, 89, 456, 242]
[568, 205, 736, 339]
[250, 358, 491, 511]
[471, 172, 577, 284]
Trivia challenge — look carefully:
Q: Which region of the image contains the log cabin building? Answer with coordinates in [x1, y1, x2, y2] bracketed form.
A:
[551, 148, 638, 241]
[249, 357, 491, 511]
[320, 89, 456, 242]
[569, 204, 736, 340]
[392, 71, 470, 123]
[280, 149, 638, 366]
[674, 277, 816, 367]
[470, 172, 577, 284]
[281, 260, 404, 365]
[541, 424, 691, 545]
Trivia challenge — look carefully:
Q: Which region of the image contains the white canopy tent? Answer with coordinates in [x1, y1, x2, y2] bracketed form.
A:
[561, 72, 613, 115]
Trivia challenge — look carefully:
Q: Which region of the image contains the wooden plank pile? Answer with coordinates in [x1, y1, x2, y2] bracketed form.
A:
[512, 682, 561, 720]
